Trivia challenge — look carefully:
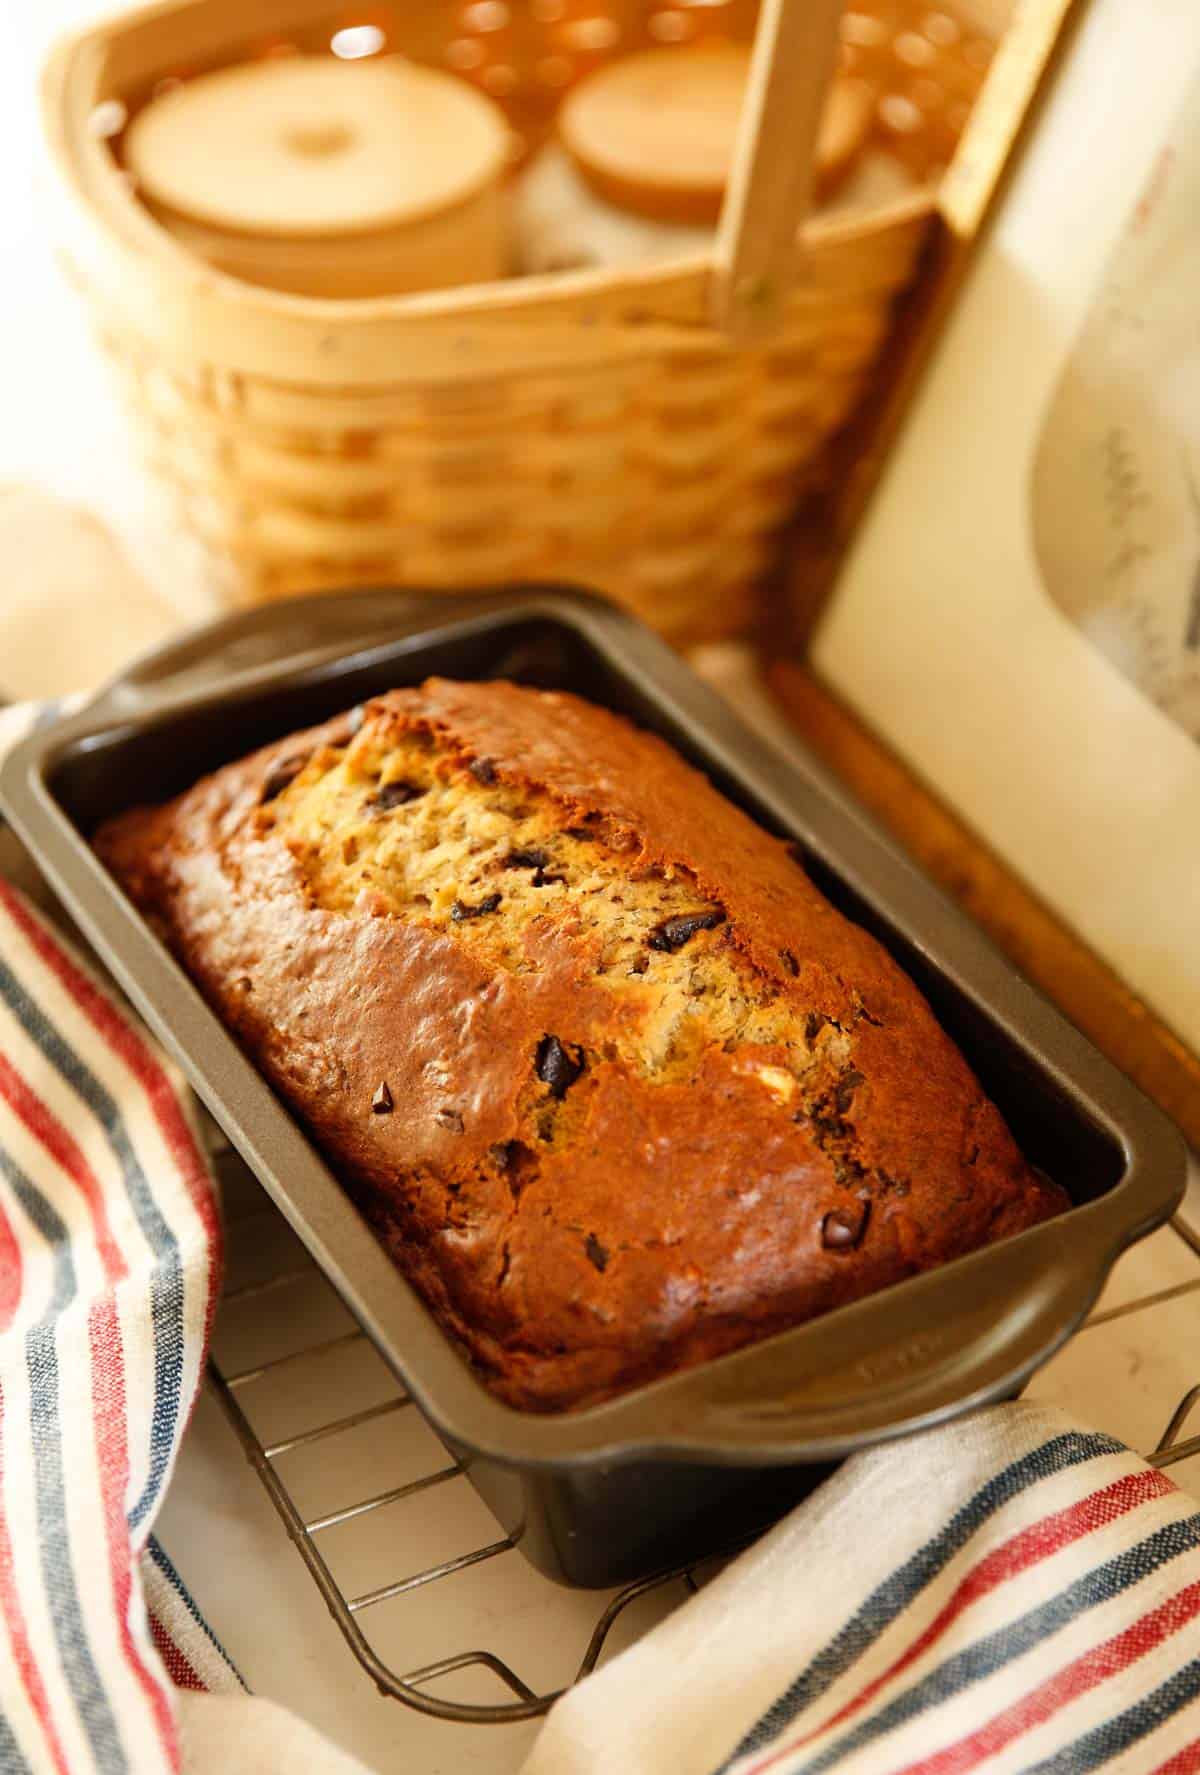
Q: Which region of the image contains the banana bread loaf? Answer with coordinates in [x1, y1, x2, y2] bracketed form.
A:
[95, 678, 1067, 1412]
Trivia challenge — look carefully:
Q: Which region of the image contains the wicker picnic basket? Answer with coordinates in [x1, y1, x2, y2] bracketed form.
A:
[42, 0, 1003, 644]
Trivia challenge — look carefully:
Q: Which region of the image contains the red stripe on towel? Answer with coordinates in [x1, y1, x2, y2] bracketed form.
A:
[89, 1300, 179, 1766]
[0, 1051, 125, 1283]
[898, 1580, 1200, 1774]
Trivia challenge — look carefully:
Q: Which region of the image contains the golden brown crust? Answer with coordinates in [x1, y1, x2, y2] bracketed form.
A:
[95, 680, 1067, 1411]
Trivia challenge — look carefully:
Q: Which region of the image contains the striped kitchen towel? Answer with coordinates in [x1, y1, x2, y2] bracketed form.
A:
[0, 869, 231, 1768]
[0, 854, 372, 1771]
[525, 1407, 1200, 1775]
[2, 697, 1200, 1773]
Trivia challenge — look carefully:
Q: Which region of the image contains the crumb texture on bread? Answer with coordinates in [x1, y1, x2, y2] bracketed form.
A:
[95, 678, 1067, 1411]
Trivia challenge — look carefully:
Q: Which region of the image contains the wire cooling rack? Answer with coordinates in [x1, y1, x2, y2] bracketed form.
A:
[207, 1140, 726, 1725]
[204, 1133, 1200, 1728]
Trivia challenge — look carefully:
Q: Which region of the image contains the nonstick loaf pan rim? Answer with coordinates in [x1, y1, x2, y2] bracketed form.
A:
[0, 585, 1185, 1472]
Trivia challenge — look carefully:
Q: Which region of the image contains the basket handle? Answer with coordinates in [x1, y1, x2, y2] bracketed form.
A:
[710, 0, 845, 341]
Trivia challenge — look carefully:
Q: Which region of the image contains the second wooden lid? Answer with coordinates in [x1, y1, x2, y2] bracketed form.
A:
[560, 45, 873, 226]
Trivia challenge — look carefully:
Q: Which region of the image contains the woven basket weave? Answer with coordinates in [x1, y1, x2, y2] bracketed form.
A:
[43, 0, 1001, 644]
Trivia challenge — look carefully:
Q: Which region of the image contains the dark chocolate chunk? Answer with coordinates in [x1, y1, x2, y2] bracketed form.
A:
[628, 954, 649, 976]
[260, 753, 309, 804]
[371, 1081, 393, 1116]
[565, 826, 594, 842]
[436, 1108, 465, 1133]
[804, 1011, 828, 1044]
[370, 780, 424, 812]
[535, 1034, 584, 1099]
[781, 948, 800, 977]
[584, 1233, 610, 1273]
[647, 908, 726, 953]
[821, 1202, 870, 1251]
[469, 756, 497, 784]
[492, 1140, 537, 1196]
[505, 848, 564, 887]
[450, 892, 502, 921]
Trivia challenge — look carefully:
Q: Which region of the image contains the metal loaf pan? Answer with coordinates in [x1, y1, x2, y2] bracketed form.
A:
[0, 588, 1185, 1587]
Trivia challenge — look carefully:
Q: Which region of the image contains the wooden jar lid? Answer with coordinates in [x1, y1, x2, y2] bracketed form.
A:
[124, 55, 510, 241]
[560, 45, 873, 225]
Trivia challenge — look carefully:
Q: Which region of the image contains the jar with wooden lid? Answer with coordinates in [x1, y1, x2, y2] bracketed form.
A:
[514, 42, 894, 273]
[123, 54, 512, 297]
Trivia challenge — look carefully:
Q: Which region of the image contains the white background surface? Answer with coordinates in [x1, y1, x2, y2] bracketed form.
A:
[4, 6, 1200, 1772]
[1, 3, 131, 502]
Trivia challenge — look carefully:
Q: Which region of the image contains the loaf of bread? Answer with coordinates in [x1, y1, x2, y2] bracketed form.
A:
[96, 679, 1067, 1412]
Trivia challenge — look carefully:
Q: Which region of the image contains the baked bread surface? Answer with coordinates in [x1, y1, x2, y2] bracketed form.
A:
[96, 678, 1067, 1411]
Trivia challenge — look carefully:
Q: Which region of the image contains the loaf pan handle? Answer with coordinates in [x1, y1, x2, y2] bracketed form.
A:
[82, 588, 460, 722]
[589, 1211, 1132, 1460]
